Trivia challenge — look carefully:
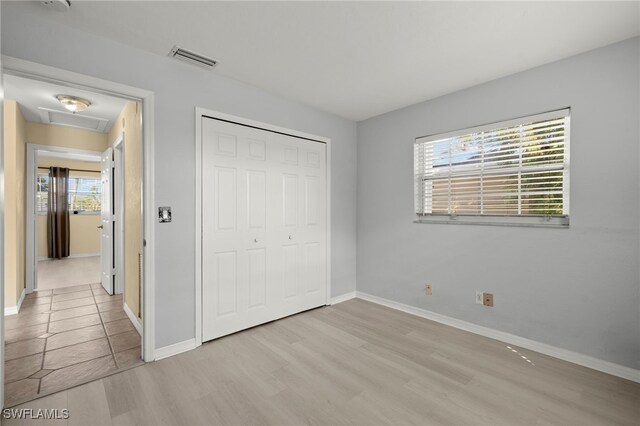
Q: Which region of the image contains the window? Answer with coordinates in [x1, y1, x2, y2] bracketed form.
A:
[36, 173, 102, 214]
[414, 109, 570, 227]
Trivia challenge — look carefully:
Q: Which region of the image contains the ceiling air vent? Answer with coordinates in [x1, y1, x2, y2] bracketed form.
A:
[169, 46, 218, 69]
[38, 107, 109, 133]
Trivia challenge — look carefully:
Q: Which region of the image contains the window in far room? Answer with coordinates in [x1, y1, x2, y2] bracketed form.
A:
[414, 109, 570, 227]
[36, 173, 102, 214]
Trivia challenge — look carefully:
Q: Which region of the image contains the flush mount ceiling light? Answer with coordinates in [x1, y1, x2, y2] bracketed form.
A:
[41, 0, 71, 11]
[55, 95, 91, 113]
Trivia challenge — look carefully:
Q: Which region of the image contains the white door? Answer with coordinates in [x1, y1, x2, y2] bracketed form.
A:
[202, 118, 327, 342]
[100, 148, 114, 295]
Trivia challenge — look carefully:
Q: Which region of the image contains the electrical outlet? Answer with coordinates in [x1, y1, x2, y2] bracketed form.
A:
[424, 284, 432, 295]
[483, 292, 494, 307]
[475, 291, 483, 304]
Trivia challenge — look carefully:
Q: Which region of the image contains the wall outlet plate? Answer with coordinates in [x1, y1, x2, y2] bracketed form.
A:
[425, 284, 432, 295]
[475, 291, 483, 304]
[483, 292, 494, 307]
[158, 206, 172, 223]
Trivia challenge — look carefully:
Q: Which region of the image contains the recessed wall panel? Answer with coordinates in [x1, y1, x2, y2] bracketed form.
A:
[248, 138, 266, 161]
[305, 176, 319, 226]
[248, 248, 266, 308]
[215, 167, 237, 231]
[247, 170, 266, 229]
[284, 146, 298, 165]
[306, 151, 320, 168]
[283, 174, 298, 227]
[304, 243, 323, 294]
[282, 244, 298, 299]
[217, 133, 237, 157]
[216, 251, 238, 316]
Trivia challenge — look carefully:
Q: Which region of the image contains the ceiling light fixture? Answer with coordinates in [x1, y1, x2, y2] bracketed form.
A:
[41, 0, 71, 12]
[55, 95, 91, 114]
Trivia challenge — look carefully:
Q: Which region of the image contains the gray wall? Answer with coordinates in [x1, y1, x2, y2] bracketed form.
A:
[357, 37, 640, 369]
[1, 4, 357, 349]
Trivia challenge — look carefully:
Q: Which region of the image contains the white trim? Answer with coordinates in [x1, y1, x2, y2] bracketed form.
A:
[123, 302, 143, 336]
[37, 253, 100, 261]
[4, 289, 26, 316]
[1, 33, 5, 407]
[27, 143, 103, 294]
[3, 56, 156, 364]
[326, 133, 332, 307]
[330, 291, 356, 305]
[194, 107, 332, 347]
[416, 108, 571, 143]
[355, 291, 640, 383]
[154, 338, 197, 361]
[142, 93, 156, 363]
[26, 145, 36, 294]
[198, 109, 331, 144]
[113, 135, 125, 296]
[194, 110, 202, 347]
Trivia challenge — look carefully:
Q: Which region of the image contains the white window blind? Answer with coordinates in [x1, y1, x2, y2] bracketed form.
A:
[36, 173, 102, 214]
[414, 109, 570, 227]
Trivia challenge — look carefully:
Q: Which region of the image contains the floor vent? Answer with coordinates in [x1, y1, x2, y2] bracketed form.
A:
[169, 45, 218, 69]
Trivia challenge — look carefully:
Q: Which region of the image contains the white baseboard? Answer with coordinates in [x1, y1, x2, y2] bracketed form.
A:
[4, 288, 26, 316]
[123, 302, 143, 336]
[154, 338, 197, 361]
[356, 291, 640, 384]
[38, 253, 100, 261]
[330, 291, 357, 305]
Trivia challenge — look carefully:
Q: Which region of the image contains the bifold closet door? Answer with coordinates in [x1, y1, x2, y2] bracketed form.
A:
[202, 117, 327, 342]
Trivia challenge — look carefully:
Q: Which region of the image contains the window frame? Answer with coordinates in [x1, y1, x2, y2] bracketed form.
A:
[36, 172, 103, 216]
[414, 108, 570, 228]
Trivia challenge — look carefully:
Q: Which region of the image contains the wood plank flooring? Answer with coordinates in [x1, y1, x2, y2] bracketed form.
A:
[3, 299, 639, 425]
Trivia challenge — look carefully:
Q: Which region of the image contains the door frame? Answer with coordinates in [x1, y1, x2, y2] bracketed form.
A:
[26, 144, 103, 293]
[1, 56, 156, 366]
[194, 107, 332, 347]
[113, 135, 125, 295]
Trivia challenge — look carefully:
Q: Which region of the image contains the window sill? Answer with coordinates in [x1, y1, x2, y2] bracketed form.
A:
[414, 214, 569, 228]
[37, 212, 101, 216]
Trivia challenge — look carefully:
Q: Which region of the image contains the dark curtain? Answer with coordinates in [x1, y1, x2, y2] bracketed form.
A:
[47, 167, 70, 259]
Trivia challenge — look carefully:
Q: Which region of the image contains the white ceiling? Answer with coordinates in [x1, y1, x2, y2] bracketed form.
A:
[4, 74, 127, 133]
[10, 1, 640, 121]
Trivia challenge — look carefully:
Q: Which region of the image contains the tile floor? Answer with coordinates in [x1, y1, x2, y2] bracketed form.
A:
[4, 283, 143, 407]
[37, 256, 101, 290]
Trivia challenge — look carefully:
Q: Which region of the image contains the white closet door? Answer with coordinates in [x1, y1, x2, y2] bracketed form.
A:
[202, 118, 327, 342]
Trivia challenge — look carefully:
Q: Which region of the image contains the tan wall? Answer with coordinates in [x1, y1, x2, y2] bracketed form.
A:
[26, 122, 108, 152]
[36, 215, 101, 258]
[108, 101, 142, 319]
[36, 158, 101, 258]
[4, 99, 27, 309]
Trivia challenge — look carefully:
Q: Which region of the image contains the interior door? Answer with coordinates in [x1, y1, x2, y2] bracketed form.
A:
[201, 118, 327, 342]
[100, 147, 114, 295]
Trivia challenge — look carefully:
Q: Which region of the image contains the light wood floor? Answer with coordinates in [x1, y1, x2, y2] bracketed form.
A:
[3, 299, 639, 425]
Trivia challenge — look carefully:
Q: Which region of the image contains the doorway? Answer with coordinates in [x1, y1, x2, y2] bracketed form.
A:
[31, 147, 103, 292]
[2, 70, 148, 407]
